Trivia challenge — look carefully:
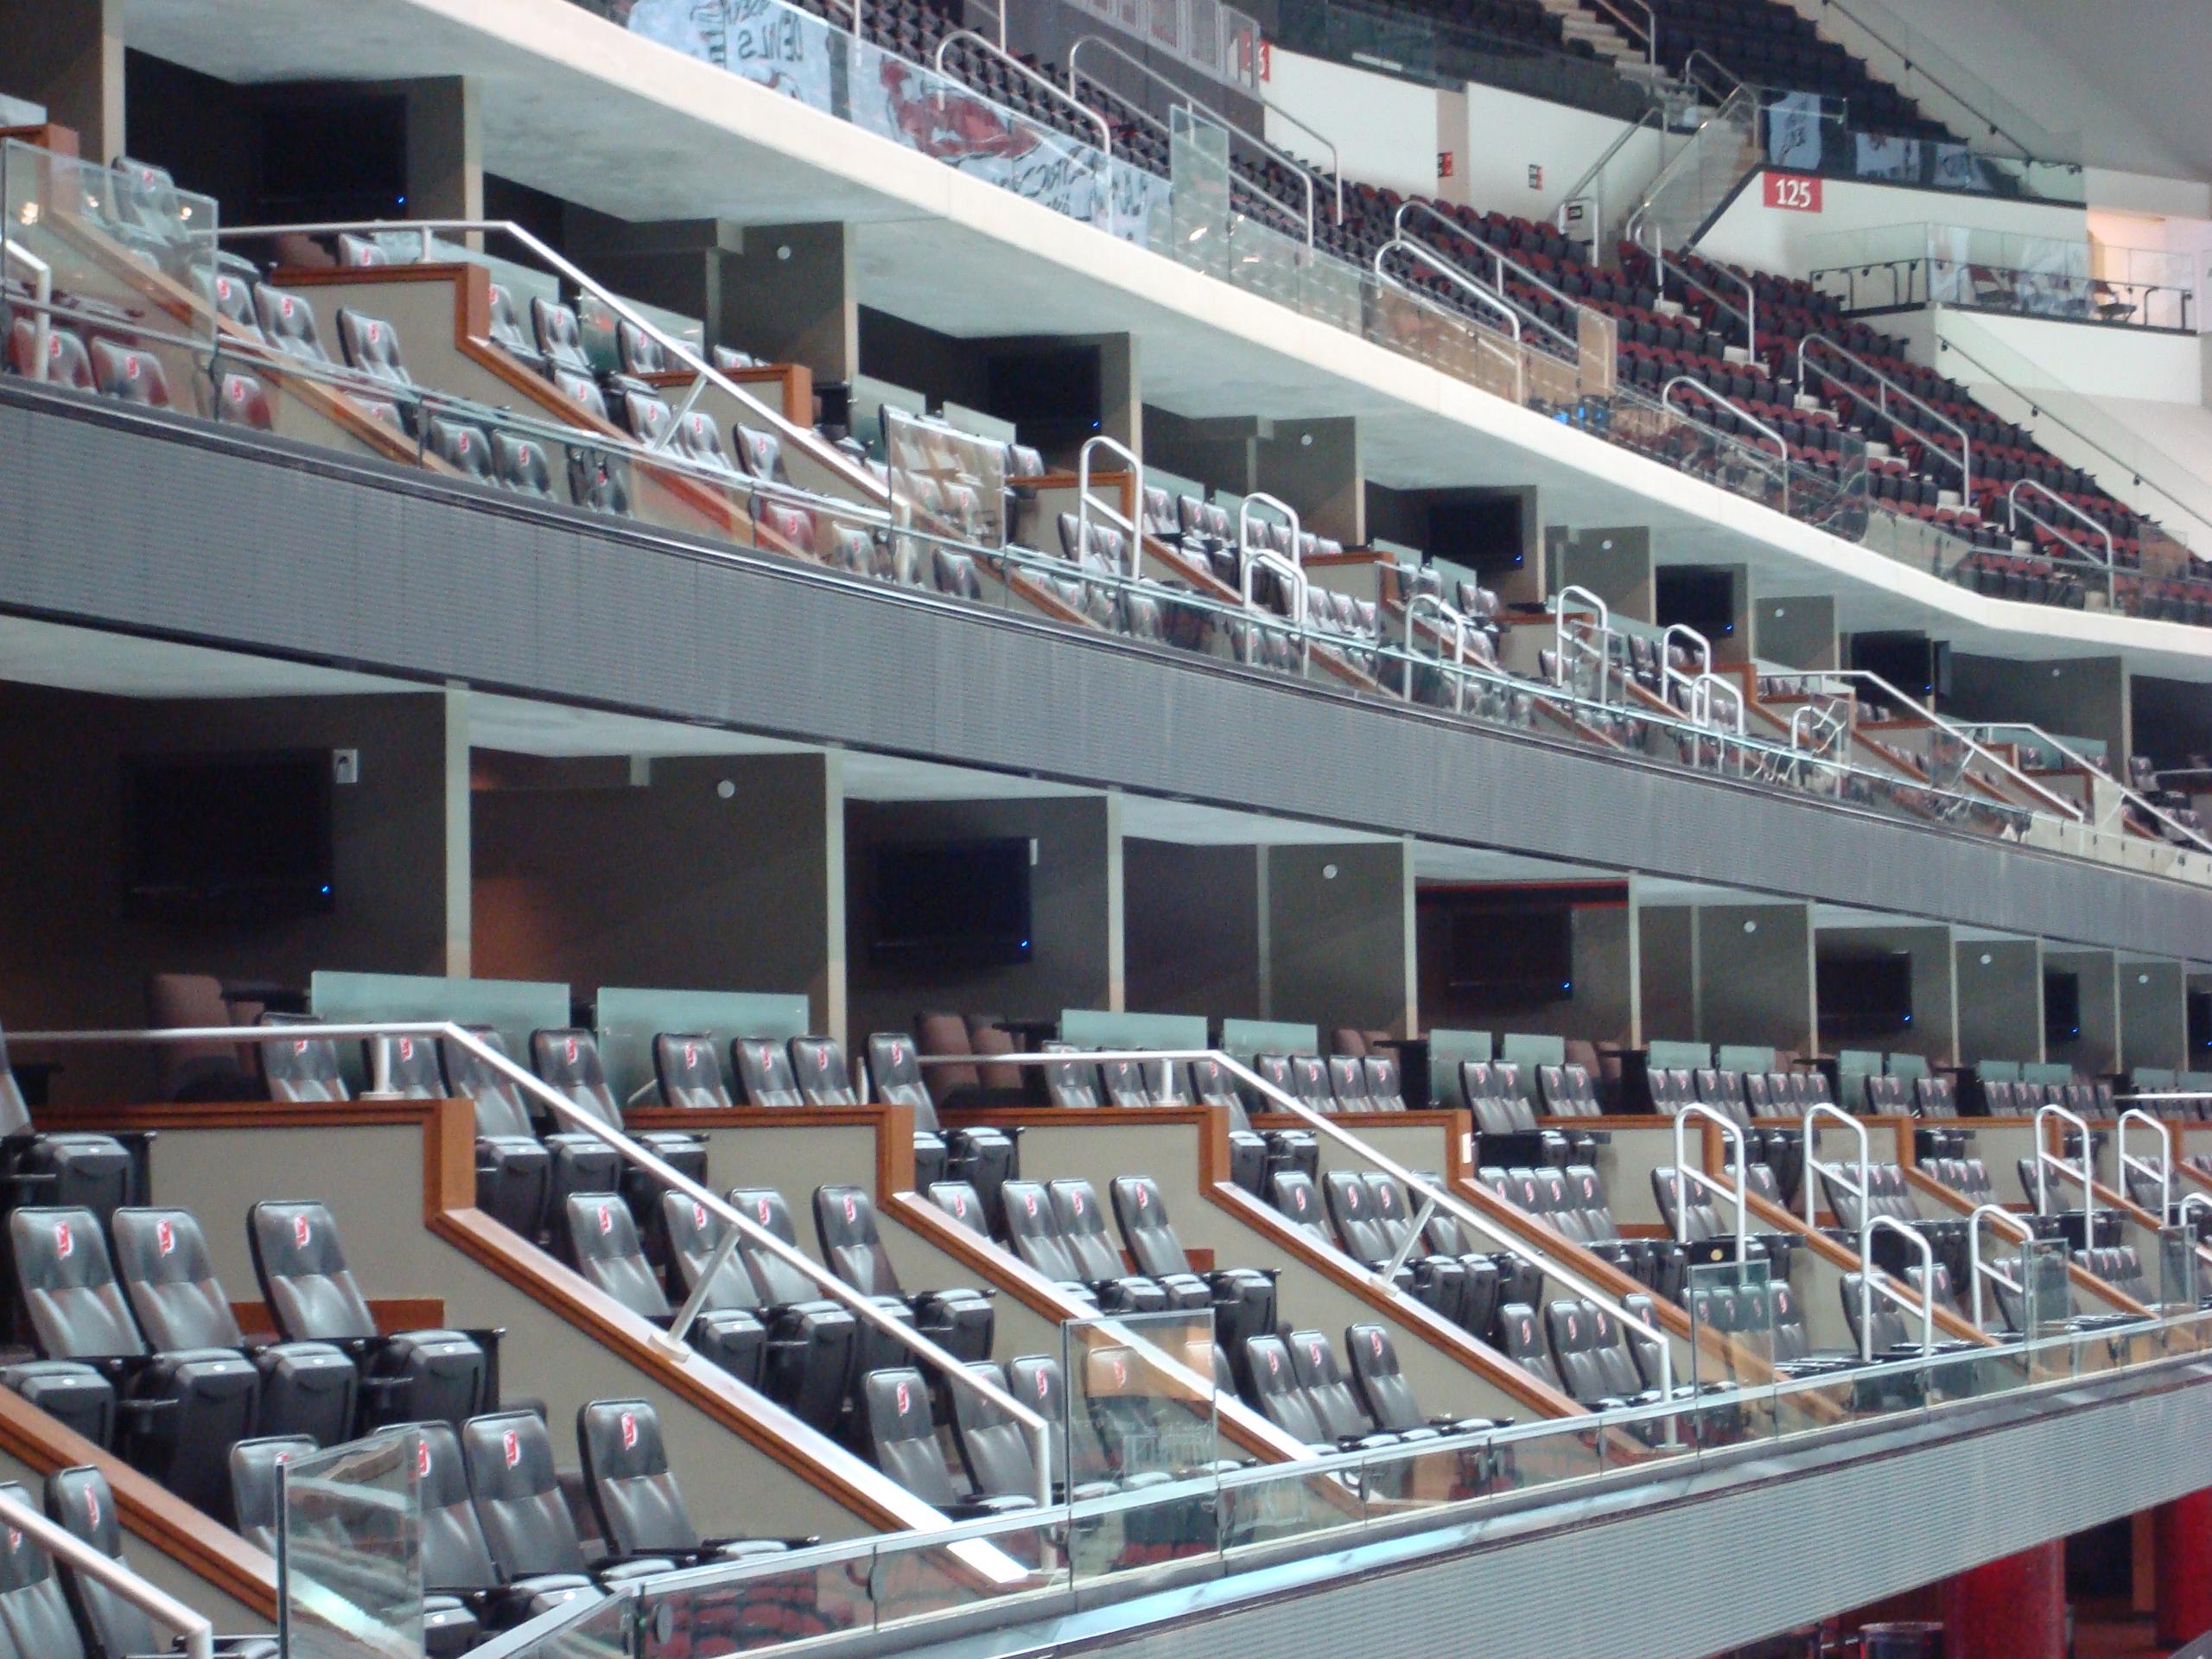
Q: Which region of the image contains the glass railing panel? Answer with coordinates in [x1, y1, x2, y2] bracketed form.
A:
[1062, 1309, 1224, 1583]
[1489, 1415, 1604, 1496]
[1685, 1258, 1777, 1446]
[632, 1551, 874, 1654]
[278, 1430, 426, 1659]
[1219, 1458, 1367, 1556]
[867, 1516, 1073, 1632]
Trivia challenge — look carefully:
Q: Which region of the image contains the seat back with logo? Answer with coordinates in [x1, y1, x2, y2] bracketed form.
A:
[1364, 1056, 1407, 1112]
[531, 299, 592, 375]
[945, 1361, 1038, 1500]
[812, 1186, 900, 1298]
[565, 1195, 672, 1319]
[1243, 1336, 1328, 1449]
[44, 1465, 156, 1659]
[530, 1030, 623, 1130]
[653, 1035, 730, 1109]
[866, 1033, 935, 1121]
[1041, 1046, 1103, 1109]
[659, 1193, 767, 1313]
[253, 284, 330, 363]
[462, 1411, 592, 1580]
[788, 1038, 856, 1106]
[1045, 1180, 1127, 1284]
[733, 1039, 804, 1109]
[1326, 1056, 1373, 1114]
[998, 1180, 1084, 1285]
[442, 1027, 538, 1139]
[1109, 1177, 1192, 1279]
[10, 1209, 145, 1360]
[88, 340, 170, 408]
[578, 1398, 700, 1556]
[861, 1368, 957, 1507]
[110, 1207, 244, 1350]
[1344, 1324, 1424, 1433]
[0, 1478, 89, 1659]
[261, 1018, 349, 1103]
[405, 1421, 504, 1594]
[229, 1435, 317, 1554]
[246, 1200, 378, 1342]
[1287, 1330, 1383, 1444]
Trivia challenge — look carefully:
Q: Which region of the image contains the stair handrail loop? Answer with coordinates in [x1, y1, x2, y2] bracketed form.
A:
[2118, 1109, 2173, 1226]
[1260, 97, 1345, 224]
[2033, 1100, 2096, 1227]
[1671, 1102, 1750, 1266]
[1661, 373, 1789, 512]
[1966, 1202, 2036, 1331]
[5, 1020, 1057, 1511]
[1793, 331, 1973, 505]
[934, 30, 1115, 162]
[1653, 251, 1758, 362]
[1586, 0, 1656, 65]
[1068, 34, 1318, 245]
[1802, 1102, 1871, 1235]
[1371, 237, 1527, 401]
[1624, 83, 1760, 251]
[1550, 583, 1612, 698]
[1689, 671, 1745, 735]
[1859, 1215, 1936, 1361]
[1659, 621, 1710, 707]
[1681, 47, 1742, 105]
[1405, 591, 1473, 714]
[1078, 433, 1148, 580]
[2005, 476, 2116, 588]
[1391, 199, 1581, 357]
[1241, 547, 1310, 672]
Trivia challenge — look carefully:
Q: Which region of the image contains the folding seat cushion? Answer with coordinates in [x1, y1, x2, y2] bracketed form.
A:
[463, 1411, 675, 1586]
[787, 1037, 857, 1105]
[532, 1028, 708, 1207]
[813, 1185, 993, 1363]
[699, 1191, 855, 1433]
[87, 340, 171, 408]
[0, 1023, 135, 1224]
[653, 1034, 732, 1109]
[111, 1206, 357, 1449]
[578, 1398, 786, 1564]
[246, 1200, 486, 1431]
[563, 1195, 764, 1388]
[260, 1018, 349, 1103]
[10, 1206, 257, 1516]
[0, 1359, 114, 1450]
[1110, 1177, 1274, 1382]
[861, 1368, 1033, 1517]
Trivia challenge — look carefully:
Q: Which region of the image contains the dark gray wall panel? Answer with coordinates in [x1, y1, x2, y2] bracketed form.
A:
[5, 385, 2211, 957]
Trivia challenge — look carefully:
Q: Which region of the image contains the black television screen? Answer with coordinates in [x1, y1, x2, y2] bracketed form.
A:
[868, 839, 1033, 966]
[1445, 905, 1573, 1001]
[1819, 952, 1913, 1039]
[124, 751, 334, 918]
[2044, 971, 2082, 1047]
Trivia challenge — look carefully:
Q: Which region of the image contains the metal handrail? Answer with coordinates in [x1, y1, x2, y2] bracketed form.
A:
[915, 1047, 1677, 1400]
[1859, 1216, 1936, 1361]
[1258, 97, 1345, 224]
[1681, 48, 1741, 105]
[1690, 671, 1745, 734]
[2005, 477, 2115, 569]
[1371, 237, 1526, 401]
[1391, 200, 1580, 358]
[1238, 489, 1303, 568]
[216, 219, 884, 506]
[1671, 1103, 1749, 1266]
[1404, 592, 1474, 713]
[1659, 622, 1710, 708]
[935, 30, 1115, 161]
[1809, 669, 2085, 823]
[1553, 105, 1666, 237]
[0, 1485, 213, 1659]
[1977, 722, 2212, 855]
[1068, 35, 1319, 245]
[1624, 84, 1759, 252]
[1656, 252, 1757, 361]
[1802, 1103, 1871, 1234]
[1967, 1202, 2036, 1331]
[1818, 0, 2044, 161]
[2033, 1101, 2095, 1226]
[1586, 0, 1656, 63]
[1243, 548, 1310, 671]
[1661, 373, 1788, 509]
[1789, 700, 1848, 757]
[1550, 583, 1612, 697]
[1794, 332, 1972, 503]
[8, 1021, 1054, 1509]
[2119, 1109, 2173, 1225]
[1078, 434, 1147, 580]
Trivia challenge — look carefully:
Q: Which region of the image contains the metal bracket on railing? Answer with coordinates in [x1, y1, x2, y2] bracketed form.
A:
[1078, 434, 1147, 580]
[1967, 1202, 2036, 1332]
[2119, 1109, 2173, 1225]
[1671, 1102, 1749, 1265]
[2033, 1101, 2095, 1226]
[1802, 1103, 1871, 1236]
[1376, 1196, 1439, 1288]
[1860, 1215, 1936, 1361]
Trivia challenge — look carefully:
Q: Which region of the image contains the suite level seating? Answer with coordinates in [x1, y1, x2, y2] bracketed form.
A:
[1472, 1164, 1667, 1296]
[1967, 1255, 2138, 1339]
[1106, 1176, 1280, 1395]
[865, 1028, 1019, 1224]
[1243, 1327, 1505, 1459]
[1814, 1161, 1971, 1283]
[0, 1023, 137, 1228]
[1281, 1169, 1506, 1340]
[563, 1192, 769, 1389]
[1648, 1166, 1801, 1294]
[989, 1177, 1217, 1330]
[1497, 1297, 1676, 1416]
[1643, 1066, 1804, 1207]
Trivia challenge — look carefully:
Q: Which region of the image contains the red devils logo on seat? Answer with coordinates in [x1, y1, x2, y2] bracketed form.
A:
[502, 1429, 520, 1468]
[1022, 1192, 1038, 1217]
[952, 1194, 968, 1217]
[1069, 1191, 1084, 1215]
[84, 1489, 99, 1528]
[620, 1411, 638, 1451]
[1035, 1369, 1049, 1400]
[692, 1202, 708, 1230]
[842, 1193, 856, 1224]
[229, 380, 245, 403]
[280, 295, 296, 320]
[399, 1038, 413, 1063]
[683, 1042, 698, 1068]
[294, 1214, 312, 1248]
[1369, 1331, 1383, 1359]
[895, 1380, 911, 1416]
[456, 431, 470, 454]
[156, 1219, 175, 1256]
[1567, 1314, 1579, 1340]
[124, 355, 140, 378]
[1110, 1356, 1128, 1386]
[890, 1043, 904, 1062]
[417, 1440, 431, 1478]
[1135, 1187, 1147, 1210]
[366, 322, 381, 346]
[295, 1038, 308, 1055]
[54, 1221, 72, 1260]
[1307, 1340, 1322, 1365]
[1266, 1350, 1280, 1376]
[597, 1204, 613, 1235]
[564, 1037, 579, 1065]
[755, 1198, 772, 1226]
